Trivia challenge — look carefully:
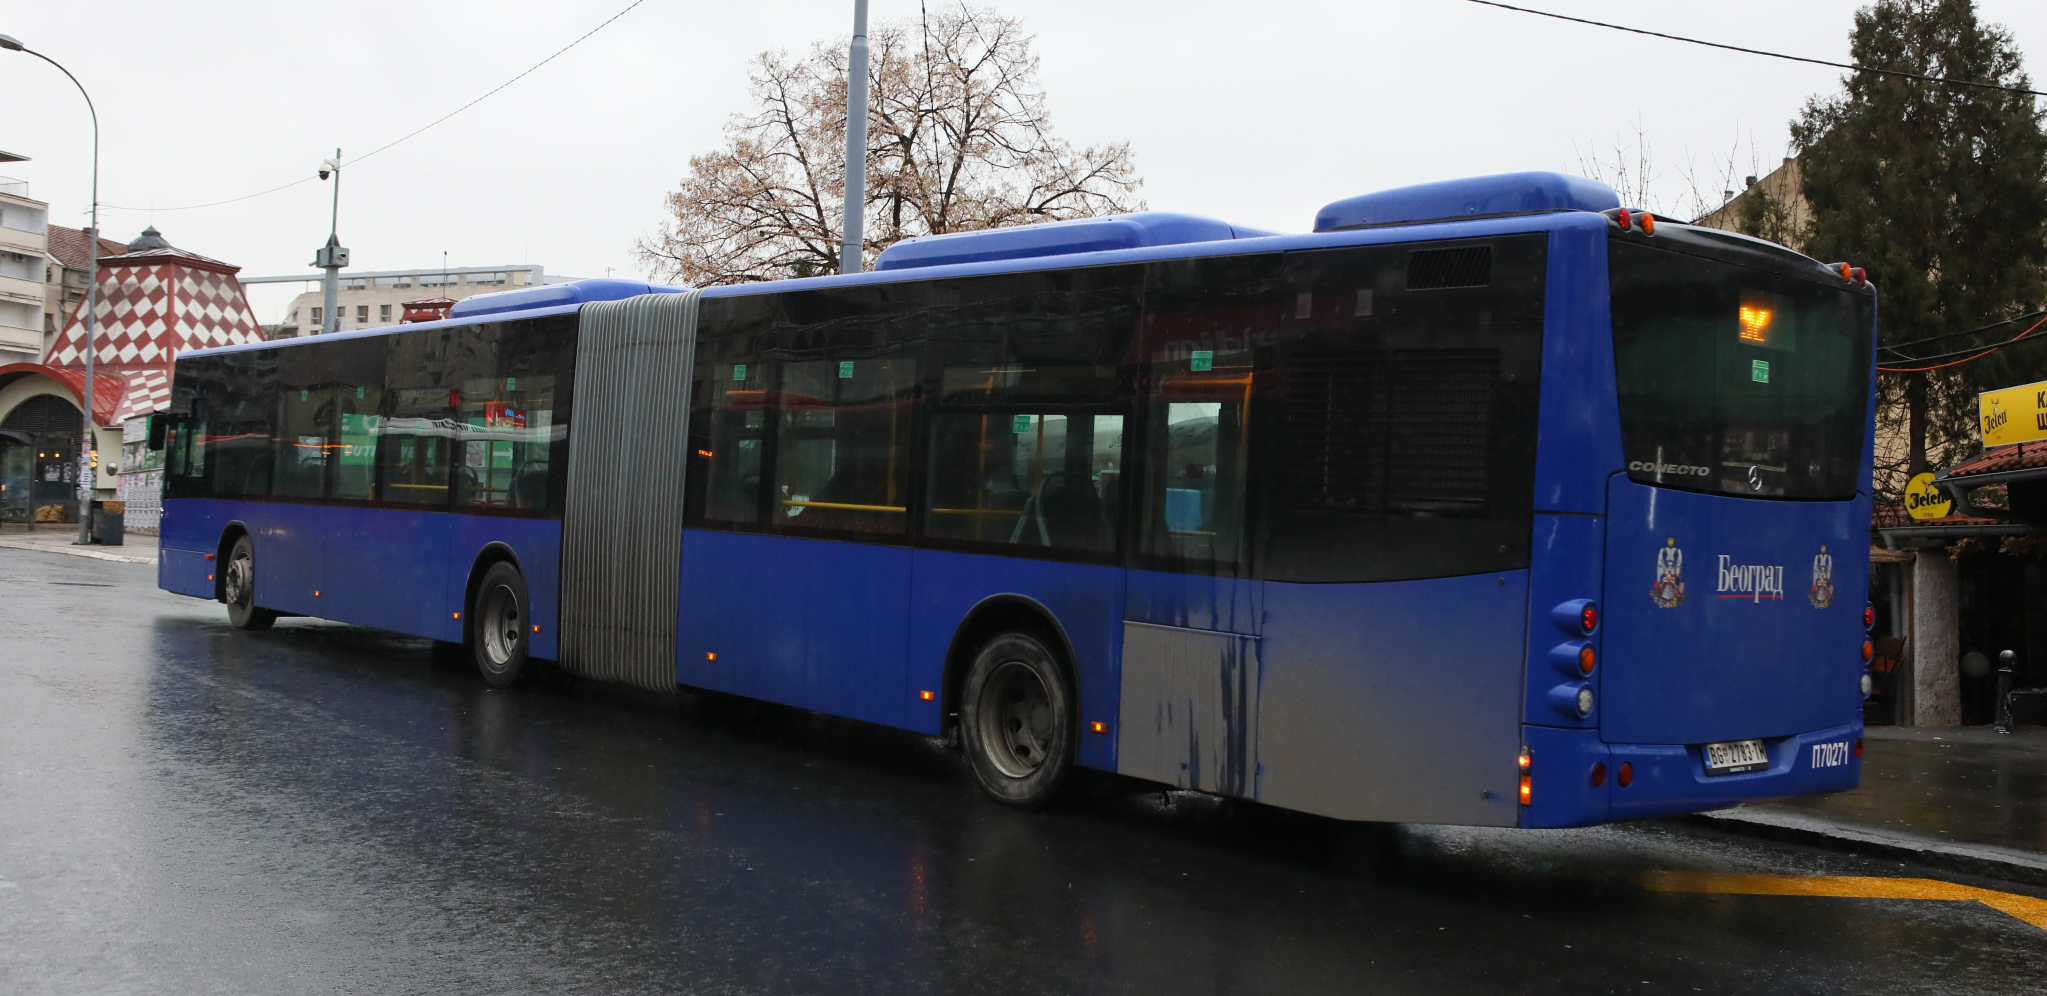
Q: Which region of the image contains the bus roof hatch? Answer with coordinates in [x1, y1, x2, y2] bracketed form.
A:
[449, 278, 690, 320]
[1314, 171, 1619, 232]
[874, 212, 1276, 272]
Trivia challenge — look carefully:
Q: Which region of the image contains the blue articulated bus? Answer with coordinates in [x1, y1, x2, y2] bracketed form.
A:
[152, 171, 1878, 827]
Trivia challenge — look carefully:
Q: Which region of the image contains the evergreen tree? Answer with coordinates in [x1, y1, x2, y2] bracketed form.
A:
[1792, 0, 2047, 490]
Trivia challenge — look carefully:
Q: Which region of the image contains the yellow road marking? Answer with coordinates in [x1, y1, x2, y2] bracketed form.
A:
[1642, 871, 2047, 930]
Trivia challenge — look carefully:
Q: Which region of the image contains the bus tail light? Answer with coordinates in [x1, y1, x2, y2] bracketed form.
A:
[1853, 737, 1863, 757]
[1852, 267, 1867, 286]
[1590, 762, 1606, 787]
[1865, 603, 1876, 631]
[1549, 599, 1597, 636]
[1518, 748, 1532, 805]
[1616, 208, 1632, 231]
[1547, 681, 1593, 718]
[1548, 641, 1595, 676]
[1617, 762, 1634, 788]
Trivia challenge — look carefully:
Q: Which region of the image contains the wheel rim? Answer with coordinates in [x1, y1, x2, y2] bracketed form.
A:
[225, 553, 253, 608]
[479, 582, 522, 667]
[975, 660, 1054, 778]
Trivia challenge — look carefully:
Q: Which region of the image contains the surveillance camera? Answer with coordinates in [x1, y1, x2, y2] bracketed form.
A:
[319, 158, 339, 180]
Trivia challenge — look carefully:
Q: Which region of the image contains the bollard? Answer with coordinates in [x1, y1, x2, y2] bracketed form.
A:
[1996, 660, 2015, 734]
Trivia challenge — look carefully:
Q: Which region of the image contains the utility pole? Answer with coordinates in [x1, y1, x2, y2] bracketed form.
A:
[840, 0, 869, 275]
[314, 149, 348, 334]
[1, 34, 104, 544]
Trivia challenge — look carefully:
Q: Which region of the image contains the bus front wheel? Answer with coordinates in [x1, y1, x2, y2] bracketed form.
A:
[222, 535, 278, 631]
[961, 631, 1075, 807]
[471, 562, 530, 689]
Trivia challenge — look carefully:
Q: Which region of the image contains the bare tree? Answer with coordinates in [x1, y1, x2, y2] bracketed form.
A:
[638, 3, 1143, 285]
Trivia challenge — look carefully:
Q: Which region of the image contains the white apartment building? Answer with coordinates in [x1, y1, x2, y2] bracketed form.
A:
[0, 165, 49, 366]
[244, 264, 580, 337]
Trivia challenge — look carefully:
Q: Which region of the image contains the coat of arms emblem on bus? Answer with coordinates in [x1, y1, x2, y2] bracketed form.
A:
[1809, 545, 1835, 609]
[1652, 537, 1685, 608]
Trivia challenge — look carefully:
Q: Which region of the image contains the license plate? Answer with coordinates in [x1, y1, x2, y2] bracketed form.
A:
[1703, 739, 1769, 775]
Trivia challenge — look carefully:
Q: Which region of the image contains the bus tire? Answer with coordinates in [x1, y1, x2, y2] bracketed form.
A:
[471, 561, 531, 689]
[222, 535, 278, 631]
[960, 631, 1076, 807]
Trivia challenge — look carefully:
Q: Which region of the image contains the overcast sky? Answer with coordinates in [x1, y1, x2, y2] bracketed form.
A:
[6, 1, 2046, 324]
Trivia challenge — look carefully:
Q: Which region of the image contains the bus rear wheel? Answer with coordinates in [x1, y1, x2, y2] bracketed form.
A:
[222, 535, 277, 631]
[471, 562, 530, 689]
[961, 631, 1075, 807]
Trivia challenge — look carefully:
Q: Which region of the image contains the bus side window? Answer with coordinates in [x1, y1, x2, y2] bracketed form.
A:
[922, 267, 1137, 556]
[203, 350, 274, 499]
[379, 329, 455, 510]
[272, 343, 331, 500]
[755, 281, 925, 540]
[1134, 254, 1281, 574]
[330, 336, 385, 502]
[692, 293, 781, 531]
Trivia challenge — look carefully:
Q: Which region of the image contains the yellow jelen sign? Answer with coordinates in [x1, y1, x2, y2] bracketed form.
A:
[1980, 379, 2047, 446]
[1905, 472, 1953, 520]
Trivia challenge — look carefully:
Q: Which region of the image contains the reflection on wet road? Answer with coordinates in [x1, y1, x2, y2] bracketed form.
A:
[3, 549, 2045, 995]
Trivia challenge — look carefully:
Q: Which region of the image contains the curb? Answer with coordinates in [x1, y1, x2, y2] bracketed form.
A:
[0, 537, 157, 565]
[1682, 807, 2047, 888]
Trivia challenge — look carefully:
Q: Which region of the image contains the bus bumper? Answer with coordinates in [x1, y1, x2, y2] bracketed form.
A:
[1520, 721, 1863, 828]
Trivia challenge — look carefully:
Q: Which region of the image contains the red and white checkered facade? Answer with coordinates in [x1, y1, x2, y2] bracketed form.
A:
[47, 247, 265, 424]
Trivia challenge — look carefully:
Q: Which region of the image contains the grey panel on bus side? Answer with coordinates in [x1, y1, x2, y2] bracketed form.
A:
[1251, 573, 1527, 826]
[558, 290, 701, 691]
[1116, 622, 1260, 798]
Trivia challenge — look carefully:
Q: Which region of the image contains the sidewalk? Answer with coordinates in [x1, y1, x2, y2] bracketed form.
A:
[1694, 726, 2047, 885]
[0, 526, 157, 565]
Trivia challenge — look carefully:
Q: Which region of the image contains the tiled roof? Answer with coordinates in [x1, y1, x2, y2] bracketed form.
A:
[1947, 440, 2047, 479]
[45, 225, 129, 271]
[100, 245, 241, 276]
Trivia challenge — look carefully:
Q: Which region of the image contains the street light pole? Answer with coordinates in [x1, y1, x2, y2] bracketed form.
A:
[0, 33, 103, 544]
[315, 149, 348, 334]
[840, 0, 869, 275]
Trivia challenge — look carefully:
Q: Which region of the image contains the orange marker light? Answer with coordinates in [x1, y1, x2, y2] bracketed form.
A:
[531, 625, 540, 633]
[204, 553, 215, 561]
[1518, 748, 1533, 805]
[1639, 211, 1656, 235]
[696, 449, 714, 458]
[919, 690, 935, 701]
[313, 591, 320, 597]
[1862, 640, 1874, 662]
[1577, 645, 1596, 675]
[1089, 721, 1107, 734]
[706, 652, 717, 661]
[452, 612, 461, 620]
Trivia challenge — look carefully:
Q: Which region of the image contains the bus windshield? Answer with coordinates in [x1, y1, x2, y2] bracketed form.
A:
[1610, 239, 1872, 499]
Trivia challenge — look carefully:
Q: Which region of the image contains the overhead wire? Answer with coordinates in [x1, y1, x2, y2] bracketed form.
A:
[1877, 314, 2047, 373]
[1462, 0, 2047, 99]
[97, 0, 650, 212]
[1880, 309, 2047, 353]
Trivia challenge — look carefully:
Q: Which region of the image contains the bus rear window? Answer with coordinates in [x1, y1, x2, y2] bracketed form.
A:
[1610, 241, 1872, 500]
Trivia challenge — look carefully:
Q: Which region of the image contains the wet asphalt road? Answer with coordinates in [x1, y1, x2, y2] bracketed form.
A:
[3, 548, 2045, 996]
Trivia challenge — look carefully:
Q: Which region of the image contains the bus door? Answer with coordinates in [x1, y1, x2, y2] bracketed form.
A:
[1113, 254, 1273, 798]
[262, 350, 334, 616]
[680, 285, 923, 727]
